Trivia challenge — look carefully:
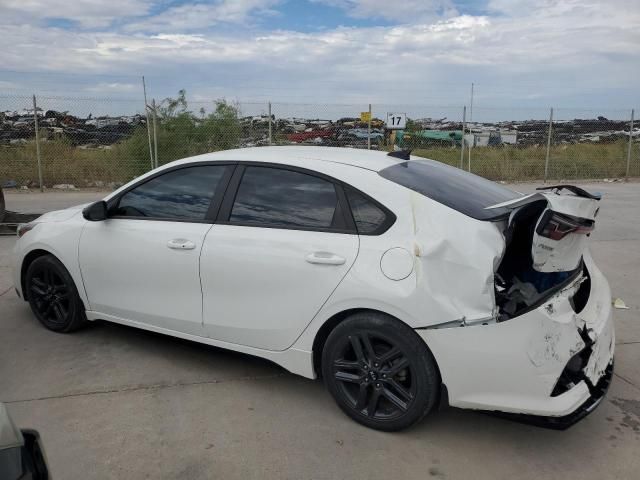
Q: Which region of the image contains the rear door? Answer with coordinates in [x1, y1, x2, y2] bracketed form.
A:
[488, 185, 600, 272]
[200, 164, 359, 351]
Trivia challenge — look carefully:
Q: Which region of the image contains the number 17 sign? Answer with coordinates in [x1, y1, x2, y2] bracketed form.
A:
[385, 112, 407, 130]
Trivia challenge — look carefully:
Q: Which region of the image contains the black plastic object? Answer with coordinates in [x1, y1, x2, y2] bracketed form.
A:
[535, 185, 602, 200]
[387, 149, 412, 160]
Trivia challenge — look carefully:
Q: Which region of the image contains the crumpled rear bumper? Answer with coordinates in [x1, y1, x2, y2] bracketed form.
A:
[417, 252, 614, 423]
[489, 361, 613, 429]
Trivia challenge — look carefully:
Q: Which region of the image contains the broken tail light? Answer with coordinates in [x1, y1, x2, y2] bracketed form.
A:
[536, 211, 594, 241]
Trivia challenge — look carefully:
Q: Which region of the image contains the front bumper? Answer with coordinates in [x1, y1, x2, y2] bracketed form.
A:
[418, 253, 614, 423]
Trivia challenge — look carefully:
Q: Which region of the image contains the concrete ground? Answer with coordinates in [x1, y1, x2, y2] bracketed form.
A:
[1, 184, 639, 480]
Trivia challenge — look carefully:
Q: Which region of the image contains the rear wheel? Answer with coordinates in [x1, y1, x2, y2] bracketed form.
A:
[322, 312, 439, 431]
[25, 255, 87, 332]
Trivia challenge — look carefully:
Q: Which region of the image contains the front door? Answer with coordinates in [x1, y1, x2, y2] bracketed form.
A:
[79, 164, 231, 335]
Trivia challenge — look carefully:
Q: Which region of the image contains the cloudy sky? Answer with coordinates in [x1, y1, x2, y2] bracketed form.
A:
[0, 0, 638, 119]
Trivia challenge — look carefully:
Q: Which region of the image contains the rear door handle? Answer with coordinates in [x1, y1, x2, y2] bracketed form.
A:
[167, 239, 196, 250]
[305, 252, 346, 265]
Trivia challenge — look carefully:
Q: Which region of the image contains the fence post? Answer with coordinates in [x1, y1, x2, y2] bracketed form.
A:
[142, 76, 154, 171]
[32, 95, 43, 192]
[151, 99, 159, 169]
[367, 103, 372, 150]
[268, 102, 272, 145]
[460, 105, 466, 169]
[626, 109, 635, 180]
[544, 107, 554, 183]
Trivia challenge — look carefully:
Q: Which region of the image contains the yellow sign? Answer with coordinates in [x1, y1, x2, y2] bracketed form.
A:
[360, 111, 371, 122]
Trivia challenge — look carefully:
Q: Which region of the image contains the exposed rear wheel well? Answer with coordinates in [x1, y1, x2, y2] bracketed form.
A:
[21, 249, 55, 300]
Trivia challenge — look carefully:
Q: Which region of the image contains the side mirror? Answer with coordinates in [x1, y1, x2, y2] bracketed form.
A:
[82, 201, 108, 221]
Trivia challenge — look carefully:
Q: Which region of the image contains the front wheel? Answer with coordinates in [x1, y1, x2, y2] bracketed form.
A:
[25, 255, 87, 333]
[322, 312, 440, 431]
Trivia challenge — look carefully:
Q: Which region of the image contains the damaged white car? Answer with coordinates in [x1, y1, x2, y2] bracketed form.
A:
[12, 147, 614, 431]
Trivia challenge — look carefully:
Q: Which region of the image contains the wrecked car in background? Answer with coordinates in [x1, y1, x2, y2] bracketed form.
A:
[12, 147, 613, 431]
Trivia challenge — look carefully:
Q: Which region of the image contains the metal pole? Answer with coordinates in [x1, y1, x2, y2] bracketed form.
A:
[460, 106, 466, 169]
[544, 107, 554, 183]
[367, 103, 372, 150]
[268, 102, 272, 146]
[626, 109, 635, 180]
[32, 95, 43, 192]
[152, 99, 159, 169]
[469, 82, 474, 122]
[142, 76, 154, 171]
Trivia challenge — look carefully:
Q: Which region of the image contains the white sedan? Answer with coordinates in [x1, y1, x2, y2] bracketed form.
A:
[12, 146, 614, 431]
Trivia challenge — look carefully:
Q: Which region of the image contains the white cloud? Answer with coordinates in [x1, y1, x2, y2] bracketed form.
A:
[125, 0, 282, 32]
[1, 0, 153, 29]
[85, 82, 138, 93]
[0, 0, 638, 109]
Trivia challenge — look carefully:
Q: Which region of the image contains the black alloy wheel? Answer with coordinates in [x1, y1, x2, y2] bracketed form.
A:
[26, 255, 87, 332]
[322, 312, 439, 431]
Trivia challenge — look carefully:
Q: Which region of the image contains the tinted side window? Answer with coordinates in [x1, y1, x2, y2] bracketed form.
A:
[230, 167, 338, 229]
[346, 189, 388, 234]
[115, 165, 227, 220]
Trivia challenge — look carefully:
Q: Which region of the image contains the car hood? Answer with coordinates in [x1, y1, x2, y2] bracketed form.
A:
[34, 203, 88, 223]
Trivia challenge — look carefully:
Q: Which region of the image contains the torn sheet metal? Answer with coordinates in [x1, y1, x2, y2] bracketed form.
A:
[410, 191, 505, 324]
[488, 190, 600, 273]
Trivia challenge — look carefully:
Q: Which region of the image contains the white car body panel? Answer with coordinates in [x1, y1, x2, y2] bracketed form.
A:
[12, 146, 614, 421]
[200, 225, 358, 350]
[79, 219, 212, 334]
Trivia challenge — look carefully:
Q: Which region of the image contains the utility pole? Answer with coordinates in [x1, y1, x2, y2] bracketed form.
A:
[32, 95, 43, 192]
[469, 82, 474, 122]
[544, 107, 554, 183]
[626, 109, 635, 180]
[142, 76, 154, 171]
[367, 103, 372, 150]
[460, 106, 466, 169]
[268, 102, 272, 145]
[151, 99, 159, 169]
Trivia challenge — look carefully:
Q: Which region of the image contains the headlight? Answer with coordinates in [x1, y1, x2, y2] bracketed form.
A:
[16, 222, 38, 238]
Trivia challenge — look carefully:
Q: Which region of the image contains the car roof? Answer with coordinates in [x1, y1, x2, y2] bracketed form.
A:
[171, 146, 405, 172]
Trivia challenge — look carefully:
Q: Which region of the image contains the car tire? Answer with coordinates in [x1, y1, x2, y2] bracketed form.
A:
[322, 311, 439, 431]
[25, 255, 87, 333]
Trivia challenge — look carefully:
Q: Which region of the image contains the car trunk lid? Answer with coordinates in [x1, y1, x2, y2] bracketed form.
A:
[488, 185, 601, 273]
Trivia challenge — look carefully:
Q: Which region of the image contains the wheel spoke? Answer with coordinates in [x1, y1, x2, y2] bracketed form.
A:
[386, 357, 410, 376]
[378, 347, 402, 364]
[386, 379, 412, 402]
[354, 384, 368, 411]
[360, 334, 376, 360]
[382, 387, 409, 412]
[334, 371, 362, 384]
[43, 268, 53, 287]
[30, 284, 47, 297]
[52, 303, 65, 322]
[32, 278, 47, 289]
[349, 335, 366, 362]
[366, 389, 381, 417]
[43, 301, 55, 317]
[333, 359, 360, 370]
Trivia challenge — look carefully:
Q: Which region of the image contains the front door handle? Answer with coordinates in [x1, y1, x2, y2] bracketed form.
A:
[306, 252, 346, 265]
[167, 239, 196, 250]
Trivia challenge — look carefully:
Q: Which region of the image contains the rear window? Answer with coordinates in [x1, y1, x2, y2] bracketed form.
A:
[379, 159, 520, 220]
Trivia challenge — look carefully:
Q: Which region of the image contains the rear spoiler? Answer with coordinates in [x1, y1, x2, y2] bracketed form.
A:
[535, 185, 602, 200]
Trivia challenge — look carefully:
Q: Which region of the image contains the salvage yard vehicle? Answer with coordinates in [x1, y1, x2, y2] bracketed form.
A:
[12, 146, 614, 431]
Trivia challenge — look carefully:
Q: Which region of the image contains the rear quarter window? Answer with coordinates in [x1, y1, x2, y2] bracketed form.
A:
[379, 159, 521, 220]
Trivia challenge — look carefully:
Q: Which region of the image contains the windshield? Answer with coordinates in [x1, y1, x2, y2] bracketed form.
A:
[379, 159, 521, 220]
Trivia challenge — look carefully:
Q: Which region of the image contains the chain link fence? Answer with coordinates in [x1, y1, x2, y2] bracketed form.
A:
[1, 94, 638, 189]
